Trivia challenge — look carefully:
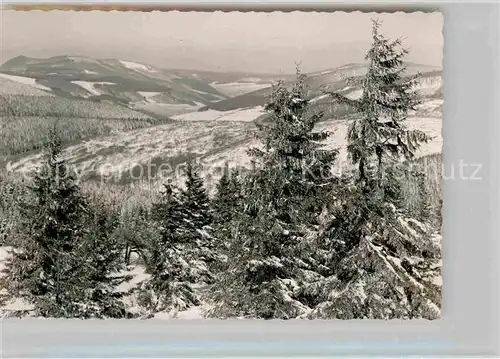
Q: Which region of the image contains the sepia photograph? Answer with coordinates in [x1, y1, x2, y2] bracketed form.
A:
[0, 9, 443, 320]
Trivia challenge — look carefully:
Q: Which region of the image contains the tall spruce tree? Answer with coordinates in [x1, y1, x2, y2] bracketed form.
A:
[212, 164, 234, 227]
[182, 161, 212, 230]
[328, 19, 430, 195]
[139, 184, 199, 315]
[206, 67, 338, 319]
[310, 20, 440, 320]
[212, 164, 245, 236]
[180, 161, 215, 284]
[209, 165, 244, 277]
[139, 163, 216, 316]
[4, 128, 89, 317]
[3, 127, 128, 318]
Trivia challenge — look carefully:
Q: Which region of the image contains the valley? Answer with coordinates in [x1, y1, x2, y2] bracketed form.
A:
[0, 54, 444, 320]
[1, 55, 443, 191]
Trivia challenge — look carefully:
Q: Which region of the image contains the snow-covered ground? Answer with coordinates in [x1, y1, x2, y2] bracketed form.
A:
[115, 265, 150, 294]
[153, 305, 203, 319]
[345, 89, 363, 100]
[315, 69, 335, 76]
[310, 94, 329, 103]
[173, 106, 265, 122]
[0, 246, 34, 315]
[415, 75, 442, 96]
[132, 102, 204, 117]
[0, 246, 205, 319]
[71, 81, 116, 96]
[119, 60, 157, 73]
[0, 73, 53, 92]
[416, 99, 443, 116]
[211, 81, 271, 97]
[6, 112, 442, 185]
[7, 118, 253, 178]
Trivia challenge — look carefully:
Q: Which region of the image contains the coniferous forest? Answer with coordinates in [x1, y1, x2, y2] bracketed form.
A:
[0, 21, 442, 319]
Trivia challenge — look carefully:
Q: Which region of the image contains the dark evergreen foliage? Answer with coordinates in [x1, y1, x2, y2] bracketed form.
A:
[139, 184, 200, 314]
[310, 19, 440, 319]
[327, 19, 431, 193]
[73, 199, 128, 318]
[180, 161, 216, 282]
[206, 67, 339, 319]
[182, 162, 213, 230]
[0, 21, 442, 320]
[209, 165, 244, 274]
[3, 127, 127, 318]
[212, 164, 235, 226]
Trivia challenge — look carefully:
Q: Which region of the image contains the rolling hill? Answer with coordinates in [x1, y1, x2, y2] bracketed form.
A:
[0, 56, 231, 117]
[1, 56, 443, 194]
[165, 68, 294, 97]
[203, 62, 442, 112]
[0, 73, 167, 163]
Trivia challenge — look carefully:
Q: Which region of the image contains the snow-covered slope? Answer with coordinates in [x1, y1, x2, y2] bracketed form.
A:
[0, 73, 53, 94]
[0, 59, 443, 320]
[210, 81, 271, 97]
[0, 245, 207, 319]
[119, 60, 158, 74]
[5, 113, 442, 194]
[173, 105, 265, 122]
[0, 55, 229, 117]
[2, 57, 443, 193]
[71, 81, 116, 97]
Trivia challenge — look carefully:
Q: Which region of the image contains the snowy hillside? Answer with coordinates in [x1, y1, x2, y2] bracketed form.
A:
[2, 58, 443, 189]
[0, 53, 443, 321]
[210, 81, 272, 97]
[0, 56, 229, 117]
[0, 74, 54, 95]
[5, 112, 442, 193]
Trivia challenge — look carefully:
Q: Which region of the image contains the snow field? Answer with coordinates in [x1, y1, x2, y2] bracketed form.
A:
[71, 81, 116, 96]
[0, 73, 53, 93]
[119, 60, 157, 73]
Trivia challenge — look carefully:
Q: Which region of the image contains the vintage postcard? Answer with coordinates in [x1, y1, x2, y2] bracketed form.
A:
[0, 8, 443, 320]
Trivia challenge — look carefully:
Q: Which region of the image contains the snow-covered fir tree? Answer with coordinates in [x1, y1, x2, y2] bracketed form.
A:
[180, 161, 216, 284]
[138, 162, 217, 317]
[309, 19, 441, 320]
[73, 199, 128, 318]
[328, 19, 430, 191]
[182, 161, 213, 230]
[204, 167, 244, 297]
[138, 184, 200, 316]
[205, 67, 339, 319]
[212, 164, 235, 227]
[211, 166, 245, 241]
[209, 164, 244, 274]
[2, 127, 127, 318]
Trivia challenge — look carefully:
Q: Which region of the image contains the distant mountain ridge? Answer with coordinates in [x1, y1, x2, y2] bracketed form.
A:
[1, 54, 443, 193]
[1, 55, 442, 118]
[203, 62, 442, 112]
[1, 55, 229, 117]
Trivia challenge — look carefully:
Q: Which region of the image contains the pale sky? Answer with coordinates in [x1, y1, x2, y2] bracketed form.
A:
[0, 10, 443, 73]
